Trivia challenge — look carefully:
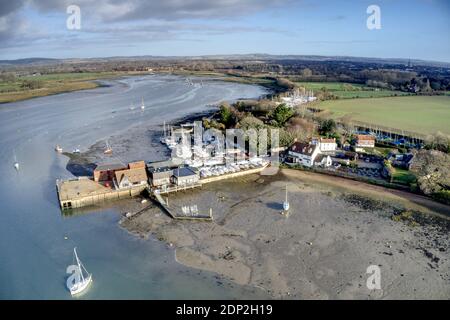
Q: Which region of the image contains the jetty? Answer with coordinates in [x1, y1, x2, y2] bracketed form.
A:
[56, 177, 146, 209]
[152, 191, 213, 221]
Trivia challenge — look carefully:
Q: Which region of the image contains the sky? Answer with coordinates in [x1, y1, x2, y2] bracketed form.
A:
[0, 0, 449, 62]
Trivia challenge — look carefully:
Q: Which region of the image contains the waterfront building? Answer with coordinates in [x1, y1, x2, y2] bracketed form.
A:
[172, 167, 199, 186]
[287, 142, 320, 167]
[148, 166, 174, 187]
[114, 166, 148, 189]
[93, 163, 128, 183]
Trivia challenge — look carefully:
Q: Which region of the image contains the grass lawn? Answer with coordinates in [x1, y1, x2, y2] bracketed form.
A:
[318, 96, 450, 135]
[392, 168, 417, 186]
[295, 81, 410, 99]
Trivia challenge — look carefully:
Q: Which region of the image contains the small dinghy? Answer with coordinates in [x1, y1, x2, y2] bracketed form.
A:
[55, 145, 63, 153]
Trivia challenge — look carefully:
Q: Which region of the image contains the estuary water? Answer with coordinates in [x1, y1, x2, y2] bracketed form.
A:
[0, 74, 268, 299]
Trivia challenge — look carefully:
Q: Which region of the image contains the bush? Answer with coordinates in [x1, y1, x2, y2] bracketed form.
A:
[431, 190, 450, 205]
[21, 79, 43, 90]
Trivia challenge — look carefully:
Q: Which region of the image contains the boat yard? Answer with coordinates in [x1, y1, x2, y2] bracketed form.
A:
[56, 120, 271, 216]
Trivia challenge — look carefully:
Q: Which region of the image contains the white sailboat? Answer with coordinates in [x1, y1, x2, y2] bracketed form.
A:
[283, 184, 290, 211]
[140, 97, 145, 110]
[104, 140, 113, 154]
[160, 121, 167, 144]
[68, 248, 92, 296]
[13, 150, 19, 171]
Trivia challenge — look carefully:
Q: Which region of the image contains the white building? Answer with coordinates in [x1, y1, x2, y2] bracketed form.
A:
[288, 142, 320, 167]
[355, 135, 376, 152]
[312, 137, 337, 152]
[314, 154, 333, 168]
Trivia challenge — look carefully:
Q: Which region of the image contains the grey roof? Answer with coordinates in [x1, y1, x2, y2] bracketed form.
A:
[95, 163, 127, 171]
[173, 167, 198, 177]
[147, 158, 183, 169]
[148, 166, 172, 173]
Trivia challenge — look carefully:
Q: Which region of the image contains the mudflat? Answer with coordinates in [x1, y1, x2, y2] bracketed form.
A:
[120, 168, 450, 299]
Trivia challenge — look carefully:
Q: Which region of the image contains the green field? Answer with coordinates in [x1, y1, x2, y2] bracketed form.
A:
[318, 96, 450, 135]
[296, 81, 410, 99]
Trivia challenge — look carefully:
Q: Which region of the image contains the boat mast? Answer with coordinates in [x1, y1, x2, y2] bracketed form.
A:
[74, 248, 85, 283]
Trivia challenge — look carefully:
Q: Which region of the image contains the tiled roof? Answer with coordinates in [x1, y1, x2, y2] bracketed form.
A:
[356, 135, 375, 141]
[115, 167, 148, 184]
[290, 142, 318, 156]
[94, 163, 127, 171]
[320, 138, 336, 143]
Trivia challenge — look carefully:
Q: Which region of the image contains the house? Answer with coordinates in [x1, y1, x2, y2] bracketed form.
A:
[114, 166, 148, 189]
[128, 160, 146, 169]
[314, 154, 332, 168]
[312, 137, 337, 152]
[355, 135, 375, 151]
[390, 153, 414, 169]
[93, 163, 127, 183]
[287, 142, 320, 167]
[148, 166, 173, 187]
[172, 167, 199, 186]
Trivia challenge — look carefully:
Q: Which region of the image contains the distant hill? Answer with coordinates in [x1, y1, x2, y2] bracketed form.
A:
[0, 54, 448, 68]
[0, 57, 61, 66]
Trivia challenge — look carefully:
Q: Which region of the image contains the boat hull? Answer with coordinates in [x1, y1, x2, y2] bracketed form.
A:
[70, 275, 92, 296]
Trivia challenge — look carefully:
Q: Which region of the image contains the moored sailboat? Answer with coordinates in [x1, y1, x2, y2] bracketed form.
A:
[104, 140, 113, 154]
[13, 150, 19, 171]
[283, 184, 290, 211]
[67, 247, 92, 296]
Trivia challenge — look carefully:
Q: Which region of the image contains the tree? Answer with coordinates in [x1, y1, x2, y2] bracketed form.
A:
[302, 68, 312, 77]
[271, 103, 294, 126]
[0, 72, 16, 82]
[218, 103, 234, 127]
[237, 115, 265, 130]
[425, 132, 450, 153]
[21, 79, 43, 90]
[409, 149, 450, 195]
[318, 119, 337, 136]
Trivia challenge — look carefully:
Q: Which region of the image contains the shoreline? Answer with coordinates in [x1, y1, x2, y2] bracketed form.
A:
[0, 71, 153, 104]
[282, 166, 450, 217]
